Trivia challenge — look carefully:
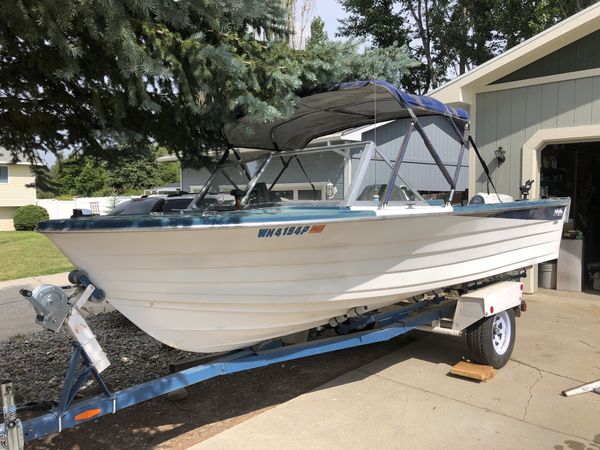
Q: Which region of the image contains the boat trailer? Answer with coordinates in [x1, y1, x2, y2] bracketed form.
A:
[0, 272, 525, 449]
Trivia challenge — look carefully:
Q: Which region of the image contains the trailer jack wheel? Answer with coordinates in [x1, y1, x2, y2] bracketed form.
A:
[467, 309, 516, 369]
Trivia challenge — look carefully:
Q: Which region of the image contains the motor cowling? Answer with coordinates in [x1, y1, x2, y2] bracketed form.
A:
[469, 193, 514, 205]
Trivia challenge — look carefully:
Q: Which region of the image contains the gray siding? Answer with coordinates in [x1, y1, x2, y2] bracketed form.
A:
[474, 75, 600, 197]
[493, 30, 600, 84]
[182, 166, 211, 191]
[182, 153, 347, 198]
[362, 116, 468, 191]
[264, 152, 346, 198]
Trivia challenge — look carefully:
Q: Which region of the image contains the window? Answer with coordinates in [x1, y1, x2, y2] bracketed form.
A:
[298, 189, 322, 200]
[0, 166, 7, 183]
[272, 190, 294, 201]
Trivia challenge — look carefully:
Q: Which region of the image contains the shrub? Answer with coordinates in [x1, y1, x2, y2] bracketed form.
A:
[36, 191, 56, 199]
[13, 205, 50, 231]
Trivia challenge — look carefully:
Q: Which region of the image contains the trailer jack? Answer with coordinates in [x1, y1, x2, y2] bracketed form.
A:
[1, 384, 23, 450]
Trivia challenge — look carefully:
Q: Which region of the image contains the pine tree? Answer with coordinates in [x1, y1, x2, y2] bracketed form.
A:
[0, 0, 290, 166]
[0, 0, 414, 166]
[307, 16, 328, 48]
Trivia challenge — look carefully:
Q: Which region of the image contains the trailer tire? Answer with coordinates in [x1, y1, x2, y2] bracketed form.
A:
[467, 309, 515, 369]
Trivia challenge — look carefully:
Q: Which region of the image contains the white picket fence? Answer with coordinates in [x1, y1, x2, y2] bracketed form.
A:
[37, 196, 133, 220]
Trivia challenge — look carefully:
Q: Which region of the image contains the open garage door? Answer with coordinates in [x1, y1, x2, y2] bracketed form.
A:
[541, 141, 600, 292]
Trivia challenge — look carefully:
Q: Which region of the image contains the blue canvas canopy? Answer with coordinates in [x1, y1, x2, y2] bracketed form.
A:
[223, 80, 469, 151]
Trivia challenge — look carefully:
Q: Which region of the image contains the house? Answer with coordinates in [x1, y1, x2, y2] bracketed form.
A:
[0, 150, 36, 231]
[430, 3, 600, 292]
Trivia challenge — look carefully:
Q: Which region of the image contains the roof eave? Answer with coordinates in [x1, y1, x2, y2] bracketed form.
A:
[430, 2, 600, 104]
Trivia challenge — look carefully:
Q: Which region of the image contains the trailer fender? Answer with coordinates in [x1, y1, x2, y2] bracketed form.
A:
[452, 281, 523, 332]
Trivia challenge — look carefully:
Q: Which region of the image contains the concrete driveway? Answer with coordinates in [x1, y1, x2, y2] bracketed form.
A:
[192, 290, 600, 450]
[0, 272, 112, 341]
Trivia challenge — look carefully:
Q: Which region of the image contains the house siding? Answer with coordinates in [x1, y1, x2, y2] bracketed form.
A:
[183, 153, 348, 198]
[492, 29, 600, 84]
[0, 207, 17, 231]
[182, 167, 212, 192]
[0, 164, 36, 207]
[362, 116, 468, 192]
[474, 75, 600, 197]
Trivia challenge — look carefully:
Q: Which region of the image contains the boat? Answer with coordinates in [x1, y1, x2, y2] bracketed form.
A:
[36, 80, 570, 353]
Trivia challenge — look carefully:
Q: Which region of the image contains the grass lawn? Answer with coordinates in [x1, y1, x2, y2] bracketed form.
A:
[0, 231, 74, 281]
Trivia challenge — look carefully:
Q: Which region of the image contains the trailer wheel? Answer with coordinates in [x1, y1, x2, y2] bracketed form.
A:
[467, 309, 515, 369]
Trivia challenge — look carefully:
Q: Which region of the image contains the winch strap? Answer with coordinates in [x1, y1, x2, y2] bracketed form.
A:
[469, 135, 501, 198]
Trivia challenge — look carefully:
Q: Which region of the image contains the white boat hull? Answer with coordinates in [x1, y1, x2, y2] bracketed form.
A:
[42, 205, 567, 353]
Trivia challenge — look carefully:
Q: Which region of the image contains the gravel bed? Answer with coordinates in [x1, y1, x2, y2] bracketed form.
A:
[0, 311, 197, 406]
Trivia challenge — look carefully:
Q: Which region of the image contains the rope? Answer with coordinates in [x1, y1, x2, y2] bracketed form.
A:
[468, 135, 501, 200]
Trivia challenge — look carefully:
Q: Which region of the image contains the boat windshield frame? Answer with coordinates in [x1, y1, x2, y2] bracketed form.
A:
[191, 109, 470, 211]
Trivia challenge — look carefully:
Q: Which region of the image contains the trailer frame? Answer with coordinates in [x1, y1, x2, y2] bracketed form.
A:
[1, 274, 524, 449]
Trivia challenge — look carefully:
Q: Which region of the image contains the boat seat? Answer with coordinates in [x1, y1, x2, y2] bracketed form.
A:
[251, 183, 281, 204]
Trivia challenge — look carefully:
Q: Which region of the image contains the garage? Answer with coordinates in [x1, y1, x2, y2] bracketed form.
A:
[430, 3, 600, 293]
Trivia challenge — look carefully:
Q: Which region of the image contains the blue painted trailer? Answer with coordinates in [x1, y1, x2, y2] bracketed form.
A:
[1, 271, 525, 449]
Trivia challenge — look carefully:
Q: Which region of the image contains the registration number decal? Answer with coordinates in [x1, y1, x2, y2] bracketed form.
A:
[257, 224, 326, 238]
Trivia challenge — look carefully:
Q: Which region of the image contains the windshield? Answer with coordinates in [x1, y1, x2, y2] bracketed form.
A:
[193, 155, 270, 210]
[248, 148, 348, 203]
[357, 183, 421, 202]
[194, 145, 361, 211]
[193, 142, 425, 211]
[163, 197, 195, 213]
[352, 151, 425, 206]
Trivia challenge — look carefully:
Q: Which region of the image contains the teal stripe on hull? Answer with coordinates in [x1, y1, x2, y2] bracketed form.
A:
[452, 199, 569, 214]
[36, 198, 570, 232]
[36, 207, 376, 232]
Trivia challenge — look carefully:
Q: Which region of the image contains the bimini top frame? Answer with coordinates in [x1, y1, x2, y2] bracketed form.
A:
[202, 81, 471, 207]
[223, 80, 468, 152]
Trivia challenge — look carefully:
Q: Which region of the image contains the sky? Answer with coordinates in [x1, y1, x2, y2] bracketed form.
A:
[312, 0, 348, 41]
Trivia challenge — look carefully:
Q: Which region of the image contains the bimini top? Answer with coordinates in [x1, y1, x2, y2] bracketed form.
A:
[223, 80, 469, 151]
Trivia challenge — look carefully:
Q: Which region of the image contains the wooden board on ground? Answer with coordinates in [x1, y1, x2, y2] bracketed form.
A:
[450, 361, 497, 382]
